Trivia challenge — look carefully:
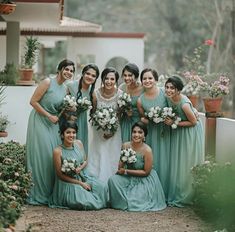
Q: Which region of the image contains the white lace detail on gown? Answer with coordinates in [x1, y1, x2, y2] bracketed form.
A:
[87, 88, 123, 183]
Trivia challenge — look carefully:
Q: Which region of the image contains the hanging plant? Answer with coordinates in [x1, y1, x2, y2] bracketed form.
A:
[0, 1, 16, 15]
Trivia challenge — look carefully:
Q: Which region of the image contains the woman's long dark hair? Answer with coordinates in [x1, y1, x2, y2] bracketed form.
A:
[140, 68, 158, 82]
[131, 121, 148, 137]
[122, 63, 139, 80]
[59, 121, 78, 140]
[101, 67, 119, 84]
[165, 75, 184, 91]
[57, 59, 75, 73]
[76, 64, 99, 115]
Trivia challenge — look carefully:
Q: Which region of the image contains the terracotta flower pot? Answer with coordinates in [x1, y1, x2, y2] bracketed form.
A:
[0, 3, 16, 15]
[17, 69, 35, 86]
[203, 97, 222, 113]
[187, 95, 199, 108]
[0, 131, 8, 137]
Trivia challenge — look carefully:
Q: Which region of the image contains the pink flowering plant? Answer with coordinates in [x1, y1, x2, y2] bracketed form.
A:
[181, 39, 219, 97]
[201, 74, 230, 98]
[182, 71, 204, 96]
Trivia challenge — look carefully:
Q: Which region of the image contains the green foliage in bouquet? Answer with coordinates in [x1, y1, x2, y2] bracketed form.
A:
[191, 159, 235, 231]
[0, 141, 32, 229]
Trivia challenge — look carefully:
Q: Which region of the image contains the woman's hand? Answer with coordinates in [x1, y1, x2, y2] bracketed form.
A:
[193, 107, 199, 120]
[66, 105, 77, 112]
[116, 168, 125, 175]
[48, 114, 59, 124]
[103, 132, 114, 139]
[141, 117, 149, 124]
[80, 182, 91, 191]
[164, 116, 173, 126]
[75, 166, 82, 174]
[126, 109, 133, 117]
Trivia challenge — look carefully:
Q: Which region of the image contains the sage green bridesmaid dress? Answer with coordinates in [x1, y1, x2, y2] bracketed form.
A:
[108, 153, 166, 211]
[67, 81, 90, 154]
[120, 84, 142, 143]
[167, 96, 204, 207]
[139, 87, 171, 198]
[49, 143, 108, 210]
[26, 78, 66, 205]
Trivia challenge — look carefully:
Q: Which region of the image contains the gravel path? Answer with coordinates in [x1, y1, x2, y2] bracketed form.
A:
[15, 205, 212, 232]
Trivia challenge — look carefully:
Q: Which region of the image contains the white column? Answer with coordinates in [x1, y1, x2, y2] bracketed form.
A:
[6, 21, 20, 66]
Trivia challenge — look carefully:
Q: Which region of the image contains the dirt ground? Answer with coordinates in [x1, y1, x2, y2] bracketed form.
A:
[15, 205, 213, 232]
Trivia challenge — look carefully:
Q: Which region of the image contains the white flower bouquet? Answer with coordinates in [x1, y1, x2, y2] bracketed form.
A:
[117, 92, 132, 117]
[161, 107, 181, 129]
[120, 148, 137, 164]
[76, 97, 92, 114]
[90, 107, 119, 134]
[145, 106, 163, 124]
[61, 158, 78, 178]
[58, 95, 77, 118]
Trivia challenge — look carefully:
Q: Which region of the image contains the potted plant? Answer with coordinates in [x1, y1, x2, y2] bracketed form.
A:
[0, 113, 9, 137]
[180, 43, 207, 108]
[18, 36, 40, 86]
[0, 0, 16, 15]
[181, 71, 204, 108]
[201, 74, 230, 113]
[0, 85, 9, 137]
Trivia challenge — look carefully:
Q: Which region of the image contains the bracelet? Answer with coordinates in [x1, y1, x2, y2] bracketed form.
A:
[124, 169, 128, 175]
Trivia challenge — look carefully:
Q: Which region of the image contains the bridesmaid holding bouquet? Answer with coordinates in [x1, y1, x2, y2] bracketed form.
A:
[108, 121, 166, 211]
[137, 68, 171, 198]
[26, 59, 75, 205]
[67, 64, 99, 154]
[119, 63, 143, 143]
[164, 75, 204, 206]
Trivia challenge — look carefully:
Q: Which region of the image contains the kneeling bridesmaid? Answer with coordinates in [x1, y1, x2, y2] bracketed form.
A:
[49, 121, 108, 210]
[108, 121, 166, 211]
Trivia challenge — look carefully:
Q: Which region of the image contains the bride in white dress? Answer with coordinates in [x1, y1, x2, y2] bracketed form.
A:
[88, 67, 123, 183]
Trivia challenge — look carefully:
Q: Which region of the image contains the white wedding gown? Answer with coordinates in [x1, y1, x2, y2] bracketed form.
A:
[88, 88, 123, 183]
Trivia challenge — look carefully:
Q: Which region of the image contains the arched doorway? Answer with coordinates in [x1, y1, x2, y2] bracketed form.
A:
[105, 56, 128, 86]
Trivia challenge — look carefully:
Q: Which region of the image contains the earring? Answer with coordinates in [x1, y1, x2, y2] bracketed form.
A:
[143, 137, 146, 142]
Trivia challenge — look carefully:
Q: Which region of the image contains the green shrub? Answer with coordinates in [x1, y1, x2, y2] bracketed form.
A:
[0, 63, 19, 85]
[0, 141, 32, 229]
[191, 159, 235, 231]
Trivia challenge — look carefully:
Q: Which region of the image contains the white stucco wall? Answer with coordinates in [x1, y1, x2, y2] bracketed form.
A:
[66, 36, 144, 85]
[0, 36, 6, 70]
[1, 86, 36, 144]
[216, 117, 235, 163]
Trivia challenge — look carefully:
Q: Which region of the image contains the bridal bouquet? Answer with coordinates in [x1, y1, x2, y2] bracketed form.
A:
[145, 106, 163, 124]
[58, 95, 77, 118]
[161, 107, 181, 129]
[117, 92, 132, 117]
[76, 97, 92, 114]
[120, 148, 137, 164]
[61, 158, 78, 178]
[90, 107, 119, 134]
